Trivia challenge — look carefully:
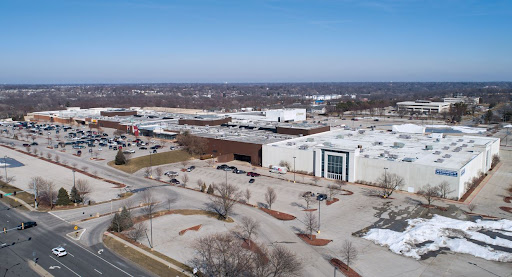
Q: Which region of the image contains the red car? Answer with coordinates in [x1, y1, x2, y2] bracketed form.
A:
[247, 172, 260, 177]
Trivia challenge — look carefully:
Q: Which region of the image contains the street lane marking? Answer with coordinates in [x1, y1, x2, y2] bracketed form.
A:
[66, 240, 134, 277]
[97, 249, 104, 254]
[49, 265, 61, 270]
[68, 252, 75, 257]
[48, 212, 72, 224]
[94, 269, 103, 274]
[49, 255, 81, 277]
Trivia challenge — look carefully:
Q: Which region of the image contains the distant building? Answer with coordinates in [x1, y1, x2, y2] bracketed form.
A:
[443, 96, 480, 105]
[397, 100, 451, 114]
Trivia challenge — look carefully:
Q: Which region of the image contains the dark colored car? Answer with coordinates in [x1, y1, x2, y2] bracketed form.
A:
[22, 143, 30, 147]
[139, 146, 147, 150]
[247, 172, 261, 177]
[170, 179, 180, 185]
[316, 194, 328, 201]
[31, 142, 38, 145]
[17, 221, 37, 230]
[187, 166, 196, 172]
[249, 178, 255, 183]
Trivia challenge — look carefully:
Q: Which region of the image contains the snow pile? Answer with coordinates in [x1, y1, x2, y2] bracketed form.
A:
[363, 215, 512, 262]
[504, 124, 512, 128]
[426, 125, 486, 134]
[392, 124, 425, 134]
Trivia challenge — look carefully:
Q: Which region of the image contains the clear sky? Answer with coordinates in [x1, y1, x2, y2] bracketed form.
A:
[1, 0, 511, 83]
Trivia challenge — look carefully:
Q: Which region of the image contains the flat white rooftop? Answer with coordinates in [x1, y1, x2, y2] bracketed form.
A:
[268, 129, 499, 169]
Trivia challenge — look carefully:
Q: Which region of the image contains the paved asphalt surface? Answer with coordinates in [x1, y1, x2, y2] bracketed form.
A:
[0, 201, 154, 277]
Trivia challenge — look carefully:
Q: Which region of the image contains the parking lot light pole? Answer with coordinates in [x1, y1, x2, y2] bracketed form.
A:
[318, 198, 324, 233]
[3, 156, 7, 182]
[293, 156, 296, 183]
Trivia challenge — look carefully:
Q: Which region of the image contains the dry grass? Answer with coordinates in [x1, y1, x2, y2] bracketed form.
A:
[108, 150, 194, 174]
[134, 209, 234, 223]
[103, 235, 188, 277]
[0, 180, 35, 209]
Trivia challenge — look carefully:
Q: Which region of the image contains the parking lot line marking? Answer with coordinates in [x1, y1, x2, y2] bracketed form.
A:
[68, 252, 74, 257]
[94, 269, 103, 274]
[49, 255, 81, 277]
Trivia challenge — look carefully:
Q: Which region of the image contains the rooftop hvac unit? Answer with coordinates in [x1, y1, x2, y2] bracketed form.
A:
[336, 135, 344, 139]
[379, 153, 386, 157]
[364, 154, 370, 158]
[384, 150, 389, 154]
[425, 145, 433, 150]
[306, 138, 315, 142]
[393, 142, 405, 148]
[399, 134, 411, 139]
[450, 142, 457, 146]
[374, 141, 383, 146]
[435, 158, 444, 163]
[443, 146, 450, 150]
[402, 157, 416, 162]
[323, 142, 333, 147]
[453, 147, 462, 152]
[286, 142, 293, 146]
[434, 151, 441, 155]
[462, 144, 468, 147]
[468, 140, 475, 143]
[457, 139, 464, 142]
[358, 145, 363, 149]
[358, 130, 365, 134]
[389, 154, 399, 159]
[299, 145, 309, 150]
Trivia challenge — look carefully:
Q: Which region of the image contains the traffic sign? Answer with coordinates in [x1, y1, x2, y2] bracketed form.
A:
[74, 225, 78, 230]
[4, 193, 12, 196]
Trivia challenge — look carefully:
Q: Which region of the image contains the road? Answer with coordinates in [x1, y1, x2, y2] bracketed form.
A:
[0, 201, 154, 277]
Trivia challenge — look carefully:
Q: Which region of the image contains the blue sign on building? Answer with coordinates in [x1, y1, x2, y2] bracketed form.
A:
[435, 169, 458, 177]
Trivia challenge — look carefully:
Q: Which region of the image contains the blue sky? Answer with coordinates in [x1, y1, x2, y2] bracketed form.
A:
[1, 0, 511, 83]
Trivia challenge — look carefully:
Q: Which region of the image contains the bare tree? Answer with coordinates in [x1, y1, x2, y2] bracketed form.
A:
[46, 153, 52, 160]
[155, 167, 163, 180]
[327, 184, 340, 200]
[143, 167, 152, 178]
[61, 160, 68, 166]
[34, 178, 57, 209]
[468, 203, 477, 212]
[181, 174, 189, 187]
[181, 160, 189, 169]
[240, 216, 259, 246]
[340, 240, 358, 270]
[206, 158, 215, 167]
[33, 148, 38, 155]
[303, 212, 319, 240]
[54, 155, 60, 163]
[265, 187, 277, 209]
[418, 184, 440, 207]
[312, 176, 320, 186]
[81, 166, 88, 172]
[376, 172, 404, 198]
[167, 198, 176, 210]
[127, 222, 147, 243]
[244, 188, 252, 204]
[75, 179, 91, 203]
[141, 190, 155, 217]
[207, 183, 240, 220]
[254, 244, 303, 277]
[72, 162, 78, 168]
[300, 192, 316, 209]
[437, 181, 454, 199]
[191, 233, 254, 276]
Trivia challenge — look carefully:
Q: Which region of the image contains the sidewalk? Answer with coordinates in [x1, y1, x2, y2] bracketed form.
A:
[104, 232, 194, 276]
[0, 189, 36, 211]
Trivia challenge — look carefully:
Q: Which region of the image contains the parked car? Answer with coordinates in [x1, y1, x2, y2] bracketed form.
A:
[17, 221, 37, 230]
[126, 149, 135, 153]
[170, 146, 175, 150]
[170, 179, 180, 185]
[316, 193, 328, 201]
[216, 164, 228, 170]
[22, 143, 30, 147]
[31, 142, 38, 146]
[249, 178, 255, 183]
[234, 170, 246, 174]
[187, 166, 196, 172]
[139, 146, 148, 150]
[247, 172, 261, 177]
[302, 191, 315, 198]
[164, 171, 178, 177]
[52, 247, 67, 257]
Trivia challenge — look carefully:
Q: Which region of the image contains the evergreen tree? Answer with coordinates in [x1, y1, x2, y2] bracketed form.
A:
[120, 206, 133, 230]
[207, 184, 214, 194]
[109, 213, 123, 232]
[201, 183, 207, 192]
[115, 149, 127, 165]
[70, 185, 81, 203]
[56, 187, 71, 206]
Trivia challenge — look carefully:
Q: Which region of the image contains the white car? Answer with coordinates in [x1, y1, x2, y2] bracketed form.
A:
[126, 149, 135, 153]
[52, 247, 67, 257]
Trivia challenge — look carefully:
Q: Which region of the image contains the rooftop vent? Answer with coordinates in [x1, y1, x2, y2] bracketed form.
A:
[425, 145, 433, 150]
[374, 141, 383, 146]
[434, 151, 441, 155]
[364, 154, 370, 158]
[468, 140, 475, 143]
[443, 146, 450, 150]
[453, 147, 462, 152]
[299, 145, 309, 150]
[336, 135, 344, 139]
[399, 134, 411, 139]
[457, 139, 464, 142]
[358, 130, 366, 134]
[306, 138, 315, 142]
[389, 154, 399, 159]
[393, 142, 405, 148]
[461, 144, 468, 147]
[323, 142, 333, 147]
[435, 158, 444, 163]
[450, 142, 457, 146]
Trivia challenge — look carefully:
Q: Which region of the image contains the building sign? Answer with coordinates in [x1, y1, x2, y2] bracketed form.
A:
[435, 169, 458, 177]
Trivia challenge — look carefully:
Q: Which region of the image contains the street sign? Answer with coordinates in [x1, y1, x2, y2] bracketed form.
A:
[74, 225, 78, 230]
[4, 193, 12, 196]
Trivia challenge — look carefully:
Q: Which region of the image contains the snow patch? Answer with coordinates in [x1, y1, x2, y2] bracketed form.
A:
[363, 215, 512, 262]
[392, 124, 425, 134]
[426, 125, 486, 134]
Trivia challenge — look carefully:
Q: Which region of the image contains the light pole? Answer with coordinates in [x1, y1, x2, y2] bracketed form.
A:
[293, 156, 296, 183]
[384, 167, 388, 183]
[318, 197, 325, 233]
[149, 151, 153, 178]
[3, 156, 7, 182]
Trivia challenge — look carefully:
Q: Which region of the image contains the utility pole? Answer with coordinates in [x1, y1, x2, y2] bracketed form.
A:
[3, 156, 7, 182]
[33, 179, 37, 209]
[150, 203, 153, 248]
[293, 156, 296, 183]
